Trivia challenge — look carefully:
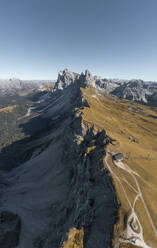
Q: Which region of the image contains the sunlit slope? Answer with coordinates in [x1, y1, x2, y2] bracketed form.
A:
[63, 228, 84, 248]
[81, 88, 157, 247]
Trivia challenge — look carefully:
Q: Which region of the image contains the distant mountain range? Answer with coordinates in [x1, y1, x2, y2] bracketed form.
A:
[0, 78, 55, 96]
[112, 79, 157, 106]
[0, 73, 157, 106]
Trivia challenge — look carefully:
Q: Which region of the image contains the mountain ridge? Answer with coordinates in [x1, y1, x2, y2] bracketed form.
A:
[0, 77, 118, 248]
[0, 69, 157, 248]
[53, 69, 157, 106]
[1, 70, 157, 106]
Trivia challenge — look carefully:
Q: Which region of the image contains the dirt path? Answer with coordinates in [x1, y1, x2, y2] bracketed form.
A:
[115, 159, 157, 238]
[104, 153, 152, 248]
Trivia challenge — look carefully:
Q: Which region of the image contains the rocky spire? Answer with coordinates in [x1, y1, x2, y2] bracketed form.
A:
[54, 69, 80, 90]
[83, 70, 96, 88]
[54, 69, 96, 91]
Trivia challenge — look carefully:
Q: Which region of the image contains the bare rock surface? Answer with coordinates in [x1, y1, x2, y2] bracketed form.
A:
[0, 73, 118, 248]
[112, 79, 157, 105]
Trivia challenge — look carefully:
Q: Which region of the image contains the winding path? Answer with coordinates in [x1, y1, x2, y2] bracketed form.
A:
[104, 153, 154, 248]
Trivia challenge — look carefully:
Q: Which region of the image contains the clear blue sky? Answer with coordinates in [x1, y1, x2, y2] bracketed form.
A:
[0, 0, 157, 80]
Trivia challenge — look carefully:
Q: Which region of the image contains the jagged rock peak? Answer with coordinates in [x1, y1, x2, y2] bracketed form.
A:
[85, 69, 93, 79]
[54, 69, 119, 93]
[111, 78, 157, 103]
[84, 69, 96, 88]
[127, 79, 144, 88]
[54, 69, 80, 90]
[54, 69, 96, 91]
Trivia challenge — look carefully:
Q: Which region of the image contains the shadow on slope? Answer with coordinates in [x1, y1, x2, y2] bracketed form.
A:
[0, 82, 119, 248]
[0, 84, 87, 171]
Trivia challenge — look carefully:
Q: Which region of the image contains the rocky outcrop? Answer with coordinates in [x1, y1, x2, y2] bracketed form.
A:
[0, 211, 21, 248]
[54, 68, 95, 91]
[54, 69, 80, 90]
[112, 79, 157, 105]
[94, 78, 118, 93]
[83, 70, 96, 88]
[54, 69, 119, 93]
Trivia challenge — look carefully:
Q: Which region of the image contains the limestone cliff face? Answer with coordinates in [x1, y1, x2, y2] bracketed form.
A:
[54, 69, 80, 90]
[54, 69, 100, 91]
[0, 72, 118, 248]
[112, 79, 157, 105]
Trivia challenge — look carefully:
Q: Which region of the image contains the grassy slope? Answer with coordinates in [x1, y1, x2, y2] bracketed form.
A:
[63, 228, 84, 248]
[80, 88, 157, 248]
